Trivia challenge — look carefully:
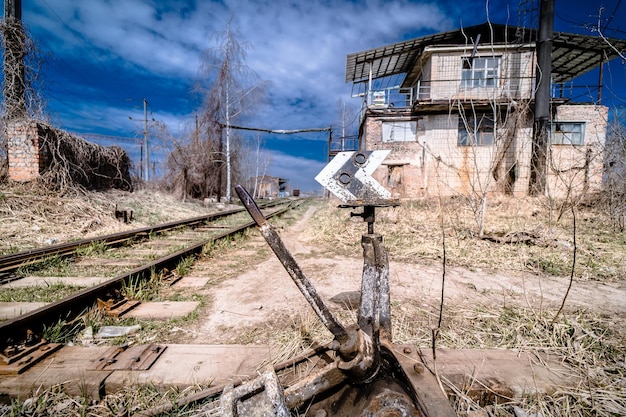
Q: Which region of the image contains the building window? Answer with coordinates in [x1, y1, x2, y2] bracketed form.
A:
[461, 57, 500, 88]
[382, 121, 417, 142]
[550, 122, 585, 145]
[458, 114, 495, 146]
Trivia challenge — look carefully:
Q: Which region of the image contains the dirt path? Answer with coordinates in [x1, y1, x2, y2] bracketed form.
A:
[194, 204, 626, 343]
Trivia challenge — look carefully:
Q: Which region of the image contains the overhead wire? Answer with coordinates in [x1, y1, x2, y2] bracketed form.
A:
[31, 0, 137, 132]
[39, 0, 119, 81]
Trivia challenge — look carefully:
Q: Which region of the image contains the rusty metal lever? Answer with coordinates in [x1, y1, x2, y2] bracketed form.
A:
[235, 185, 350, 344]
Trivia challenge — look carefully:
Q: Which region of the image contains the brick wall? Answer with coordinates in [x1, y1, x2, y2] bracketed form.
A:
[362, 104, 607, 199]
[6, 120, 44, 181]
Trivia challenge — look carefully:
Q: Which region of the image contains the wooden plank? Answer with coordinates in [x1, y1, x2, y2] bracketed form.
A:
[121, 249, 169, 256]
[89, 344, 166, 371]
[75, 258, 144, 267]
[418, 348, 579, 403]
[104, 344, 271, 394]
[0, 346, 111, 400]
[122, 301, 200, 320]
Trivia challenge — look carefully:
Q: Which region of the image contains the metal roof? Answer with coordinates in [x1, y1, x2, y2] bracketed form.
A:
[345, 23, 626, 87]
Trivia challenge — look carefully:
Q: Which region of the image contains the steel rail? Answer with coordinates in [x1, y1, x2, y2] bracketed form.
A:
[0, 199, 287, 275]
[0, 201, 298, 348]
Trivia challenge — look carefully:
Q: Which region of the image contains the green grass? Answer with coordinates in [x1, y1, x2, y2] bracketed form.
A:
[122, 270, 162, 301]
[174, 256, 195, 277]
[75, 240, 108, 257]
[0, 282, 83, 303]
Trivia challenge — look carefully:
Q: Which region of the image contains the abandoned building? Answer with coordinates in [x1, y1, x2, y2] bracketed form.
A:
[343, 23, 626, 198]
[252, 175, 289, 198]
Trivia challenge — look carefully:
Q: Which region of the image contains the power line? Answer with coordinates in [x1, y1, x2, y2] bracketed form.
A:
[70, 132, 141, 144]
[225, 124, 332, 134]
[39, 0, 118, 81]
[604, 0, 623, 29]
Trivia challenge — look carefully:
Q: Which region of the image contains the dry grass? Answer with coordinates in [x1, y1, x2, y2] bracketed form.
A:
[299, 195, 626, 417]
[0, 383, 210, 416]
[306, 196, 626, 282]
[0, 182, 215, 255]
[2, 191, 624, 416]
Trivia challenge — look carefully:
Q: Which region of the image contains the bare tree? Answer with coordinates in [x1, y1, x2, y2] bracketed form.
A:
[162, 118, 222, 202]
[196, 21, 269, 202]
[603, 113, 626, 231]
[334, 98, 359, 140]
[245, 134, 271, 199]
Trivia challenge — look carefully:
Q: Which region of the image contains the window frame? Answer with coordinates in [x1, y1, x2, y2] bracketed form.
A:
[549, 121, 586, 146]
[458, 113, 495, 146]
[382, 120, 418, 143]
[461, 56, 501, 88]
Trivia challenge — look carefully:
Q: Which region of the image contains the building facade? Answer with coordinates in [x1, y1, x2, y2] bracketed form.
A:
[345, 23, 623, 199]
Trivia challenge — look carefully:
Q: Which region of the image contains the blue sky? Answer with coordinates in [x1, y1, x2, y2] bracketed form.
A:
[6, 0, 626, 192]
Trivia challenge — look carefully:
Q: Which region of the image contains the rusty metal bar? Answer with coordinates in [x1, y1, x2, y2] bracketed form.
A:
[235, 185, 350, 344]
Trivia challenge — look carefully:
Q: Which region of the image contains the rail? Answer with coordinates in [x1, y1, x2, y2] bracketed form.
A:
[0, 199, 285, 276]
[0, 199, 299, 348]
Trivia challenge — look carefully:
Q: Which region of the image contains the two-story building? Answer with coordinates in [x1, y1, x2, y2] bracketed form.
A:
[344, 23, 626, 198]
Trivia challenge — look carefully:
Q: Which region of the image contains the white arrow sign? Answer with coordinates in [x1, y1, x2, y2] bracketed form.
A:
[315, 150, 391, 203]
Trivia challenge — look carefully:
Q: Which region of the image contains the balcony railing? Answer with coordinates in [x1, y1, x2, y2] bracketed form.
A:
[362, 77, 602, 111]
[329, 135, 359, 155]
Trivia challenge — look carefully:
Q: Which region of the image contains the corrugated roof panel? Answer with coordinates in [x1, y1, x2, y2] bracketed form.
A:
[346, 22, 626, 85]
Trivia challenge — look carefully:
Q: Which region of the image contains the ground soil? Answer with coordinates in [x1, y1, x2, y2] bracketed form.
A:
[185, 203, 626, 345]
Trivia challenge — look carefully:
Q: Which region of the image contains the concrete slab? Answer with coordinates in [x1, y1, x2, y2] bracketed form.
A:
[121, 249, 170, 256]
[123, 301, 200, 320]
[175, 276, 211, 288]
[0, 302, 47, 320]
[104, 344, 271, 393]
[75, 258, 144, 267]
[2, 276, 108, 288]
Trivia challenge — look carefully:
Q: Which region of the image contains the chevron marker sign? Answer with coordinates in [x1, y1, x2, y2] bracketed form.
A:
[315, 150, 391, 203]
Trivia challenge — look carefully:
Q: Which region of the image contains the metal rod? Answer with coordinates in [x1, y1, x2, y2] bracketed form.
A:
[235, 185, 350, 343]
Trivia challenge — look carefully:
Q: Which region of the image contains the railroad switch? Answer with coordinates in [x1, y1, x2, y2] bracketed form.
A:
[232, 184, 457, 417]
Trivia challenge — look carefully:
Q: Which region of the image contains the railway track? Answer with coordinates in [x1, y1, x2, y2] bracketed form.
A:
[0, 198, 300, 354]
[0, 190, 460, 417]
[0, 199, 286, 278]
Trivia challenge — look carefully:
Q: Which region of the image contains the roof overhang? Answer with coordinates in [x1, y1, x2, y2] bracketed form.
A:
[345, 23, 626, 87]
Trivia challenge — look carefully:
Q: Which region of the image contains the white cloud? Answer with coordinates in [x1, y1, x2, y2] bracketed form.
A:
[25, 0, 453, 183]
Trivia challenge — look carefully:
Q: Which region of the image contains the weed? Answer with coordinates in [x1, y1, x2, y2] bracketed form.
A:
[0, 281, 83, 302]
[122, 271, 161, 301]
[16, 254, 73, 276]
[43, 315, 86, 344]
[174, 256, 195, 277]
[76, 240, 107, 257]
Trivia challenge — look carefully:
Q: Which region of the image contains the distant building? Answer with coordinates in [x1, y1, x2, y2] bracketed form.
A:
[345, 23, 626, 198]
[252, 176, 289, 198]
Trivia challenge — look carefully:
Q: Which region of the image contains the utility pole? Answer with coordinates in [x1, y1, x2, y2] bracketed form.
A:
[130, 98, 150, 182]
[2, 0, 27, 120]
[143, 98, 150, 182]
[529, 0, 554, 196]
